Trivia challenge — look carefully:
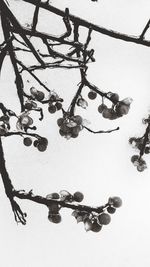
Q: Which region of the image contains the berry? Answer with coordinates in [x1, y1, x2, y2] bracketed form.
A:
[48, 105, 57, 114]
[131, 155, 139, 163]
[73, 191, 84, 202]
[49, 95, 56, 102]
[55, 102, 62, 110]
[57, 118, 64, 127]
[35, 91, 45, 101]
[145, 146, 150, 154]
[25, 102, 33, 110]
[60, 124, 70, 134]
[33, 140, 39, 147]
[137, 164, 147, 172]
[71, 126, 81, 138]
[40, 138, 48, 146]
[108, 196, 122, 208]
[88, 91, 97, 100]
[37, 143, 47, 152]
[98, 104, 107, 113]
[110, 93, 119, 103]
[23, 137, 32, 146]
[107, 206, 116, 214]
[98, 213, 111, 225]
[91, 220, 102, 232]
[48, 214, 62, 223]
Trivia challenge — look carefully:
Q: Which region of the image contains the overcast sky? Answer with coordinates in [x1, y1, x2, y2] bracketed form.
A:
[1, 0, 150, 266]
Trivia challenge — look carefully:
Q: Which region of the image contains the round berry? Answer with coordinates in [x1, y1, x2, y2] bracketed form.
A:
[91, 220, 102, 232]
[37, 143, 47, 152]
[98, 104, 107, 113]
[88, 91, 97, 100]
[57, 118, 64, 127]
[48, 214, 62, 223]
[73, 191, 84, 202]
[25, 102, 33, 110]
[98, 213, 111, 225]
[110, 93, 119, 103]
[107, 206, 116, 214]
[23, 137, 32, 146]
[35, 91, 45, 101]
[137, 164, 147, 172]
[55, 102, 62, 110]
[48, 105, 57, 114]
[108, 197, 122, 208]
[131, 155, 139, 163]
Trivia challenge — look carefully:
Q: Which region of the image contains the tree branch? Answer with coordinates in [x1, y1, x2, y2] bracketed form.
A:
[23, 0, 150, 47]
[1, 15, 25, 112]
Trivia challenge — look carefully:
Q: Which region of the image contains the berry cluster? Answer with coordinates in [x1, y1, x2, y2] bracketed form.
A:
[129, 115, 150, 171]
[57, 115, 83, 139]
[97, 94, 133, 120]
[23, 137, 48, 152]
[72, 196, 122, 233]
[46, 192, 122, 233]
[29, 87, 63, 114]
[48, 94, 63, 114]
[46, 191, 84, 224]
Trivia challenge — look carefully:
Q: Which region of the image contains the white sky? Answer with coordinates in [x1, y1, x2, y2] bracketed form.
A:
[0, 0, 150, 266]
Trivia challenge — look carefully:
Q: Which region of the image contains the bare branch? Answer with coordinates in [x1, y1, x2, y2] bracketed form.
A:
[23, 0, 150, 47]
[0, 0, 45, 66]
[84, 126, 120, 134]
